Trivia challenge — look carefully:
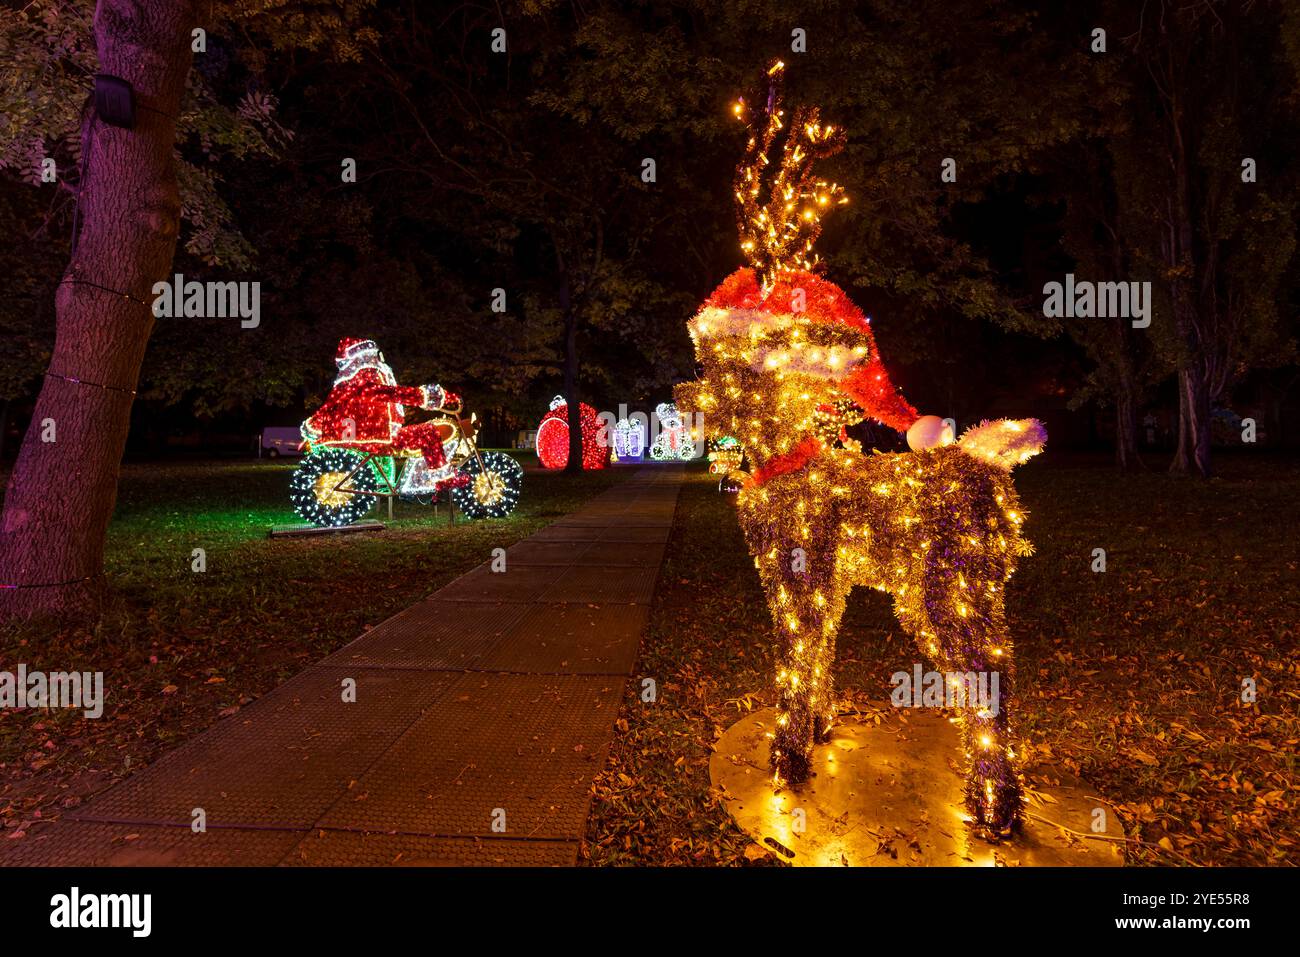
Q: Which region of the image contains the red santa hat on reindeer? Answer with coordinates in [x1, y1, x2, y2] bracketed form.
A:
[694, 267, 924, 435]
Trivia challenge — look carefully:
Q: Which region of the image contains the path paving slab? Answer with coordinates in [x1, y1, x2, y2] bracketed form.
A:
[526, 524, 606, 542]
[571, 541, 666, 568]
[598, 525, 672, 543]
[431, 563, 567, 602]
[318, 600, 528, 671]
[477, 604, 649, 675]
[554, 511, 629, 525]
[503, 540, 594, 565]
[617, 510, 674, 524]
[73, 668, 457, 829]
[313, 672, 623, 840]
[541, 565, 659, 604]
[0, 822, 302, 867]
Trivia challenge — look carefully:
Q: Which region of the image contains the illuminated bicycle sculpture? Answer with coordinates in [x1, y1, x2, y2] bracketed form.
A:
[290, 399, 523, 528]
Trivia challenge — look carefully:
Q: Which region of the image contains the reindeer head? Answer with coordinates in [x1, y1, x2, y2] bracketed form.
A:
[677, 65, 919, 474]
[677, 270, 885, 475]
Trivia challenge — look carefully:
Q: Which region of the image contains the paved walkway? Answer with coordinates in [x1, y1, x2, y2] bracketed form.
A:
[5, 466, 682, 866]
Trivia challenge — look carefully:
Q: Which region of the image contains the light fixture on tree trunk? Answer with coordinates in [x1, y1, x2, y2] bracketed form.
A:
[93, 74, 135, 129]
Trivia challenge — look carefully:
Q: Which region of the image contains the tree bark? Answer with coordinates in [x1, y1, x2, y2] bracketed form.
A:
[0, 0, 194, 619]
[1160, 51, 1213, 479]
[1171, 366, 1212, 477]
[1106, 232, 1141, 471]
[559, 273, 584, 474]
[1114, 374, 1140, 472]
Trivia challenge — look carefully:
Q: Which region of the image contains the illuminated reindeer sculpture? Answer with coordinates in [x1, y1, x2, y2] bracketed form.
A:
[675, 63, 1045, 835]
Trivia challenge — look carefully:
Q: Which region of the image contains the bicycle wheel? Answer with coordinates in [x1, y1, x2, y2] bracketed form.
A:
[289, 448, 381, 527]
[451, 450, 524, 519]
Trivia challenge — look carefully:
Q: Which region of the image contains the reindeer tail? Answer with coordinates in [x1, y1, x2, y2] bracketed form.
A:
[957, 418, 1047, 470]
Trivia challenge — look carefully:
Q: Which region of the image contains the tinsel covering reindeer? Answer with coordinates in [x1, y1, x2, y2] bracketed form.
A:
[674, 62, 1046, 836]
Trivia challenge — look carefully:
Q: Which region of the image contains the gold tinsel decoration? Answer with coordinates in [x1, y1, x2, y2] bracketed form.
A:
[677, 63, 1047, 836]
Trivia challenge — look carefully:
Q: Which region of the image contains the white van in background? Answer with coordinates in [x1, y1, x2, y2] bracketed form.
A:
[260, 427, 304, 457]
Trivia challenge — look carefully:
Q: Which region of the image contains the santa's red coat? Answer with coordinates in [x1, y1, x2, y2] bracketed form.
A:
[303, 367, 426, 453]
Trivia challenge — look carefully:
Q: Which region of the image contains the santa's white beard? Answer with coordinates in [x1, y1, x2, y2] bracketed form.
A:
[335, 356, 397, 387]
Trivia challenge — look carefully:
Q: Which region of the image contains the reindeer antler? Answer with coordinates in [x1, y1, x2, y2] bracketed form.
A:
[732, 60, 848, 287]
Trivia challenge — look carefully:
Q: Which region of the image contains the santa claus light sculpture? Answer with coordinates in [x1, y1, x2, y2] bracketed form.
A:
[290, 338, 522, 526]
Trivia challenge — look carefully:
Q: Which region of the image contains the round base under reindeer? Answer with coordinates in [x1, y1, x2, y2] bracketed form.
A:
[712, 705, 1125, 867]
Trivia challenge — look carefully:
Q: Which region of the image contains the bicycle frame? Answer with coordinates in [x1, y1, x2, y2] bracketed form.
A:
[315, 411, 486, 519]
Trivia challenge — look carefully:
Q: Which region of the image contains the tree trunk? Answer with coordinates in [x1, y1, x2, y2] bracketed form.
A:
[1165, 248, 1213, 476]
[1114, 376, 1140, 472]
[560, 275, 583, 474]
[1162, 76, 1213, 479]
[1170, 367, 1212, 477]
[1106, 233, 1142, 472]
[0, 0, 194, 619]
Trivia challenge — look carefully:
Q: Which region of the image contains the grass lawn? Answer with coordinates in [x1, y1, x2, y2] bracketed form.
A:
[0, 453, 629, 834]
[584, 453, 1299, 866]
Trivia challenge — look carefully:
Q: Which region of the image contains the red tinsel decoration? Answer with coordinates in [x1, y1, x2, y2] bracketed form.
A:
[751, 435, 824, 486]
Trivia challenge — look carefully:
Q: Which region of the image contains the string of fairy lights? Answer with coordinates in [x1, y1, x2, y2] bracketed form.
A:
[732, 60, 848, 286]
[675, 60, 1045, 836]
[40, 280, 152, 398]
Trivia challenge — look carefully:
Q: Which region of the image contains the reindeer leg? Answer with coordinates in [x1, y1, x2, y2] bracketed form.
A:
[763, 555, 848, 784]
[955, 639, 1020, 836]
[921, 574, 1022, 836]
